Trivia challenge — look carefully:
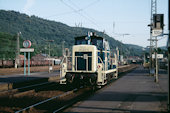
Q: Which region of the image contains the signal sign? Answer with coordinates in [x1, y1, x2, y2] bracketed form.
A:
[152, 29, 163, 37]
[23, 40, 32, 48]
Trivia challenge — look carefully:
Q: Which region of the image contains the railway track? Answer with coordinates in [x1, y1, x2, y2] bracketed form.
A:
[54, 65, 138, 113]
[0, 64, 133, 96]
[15, 88, 79, 113]
[14, 86, 92, 113]
[0, 64, 137, 113]
[53, 65, 138, 113]
[0, 82, 50, 93]
[0, 79, 59, 97]
[0, 82, 67, 112]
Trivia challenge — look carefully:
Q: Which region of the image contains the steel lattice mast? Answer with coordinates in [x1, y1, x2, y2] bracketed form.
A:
[149, 0, 157, 75]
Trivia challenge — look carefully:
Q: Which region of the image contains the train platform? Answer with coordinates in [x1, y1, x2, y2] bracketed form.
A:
[0, 71, 60, 91]
[65, 66, 168, 113]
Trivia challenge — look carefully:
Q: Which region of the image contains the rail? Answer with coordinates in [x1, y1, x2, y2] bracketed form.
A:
[53, 64, 137, 112]
[14, 64, 137, 113]
[15, 88, 78, 113]
[0, 81, 54, 97]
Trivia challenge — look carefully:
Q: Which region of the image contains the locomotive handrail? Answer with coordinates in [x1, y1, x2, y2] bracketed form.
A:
[75, 56, 77, 71]
[60, 56, 65, 66]
[97, 56, 105, 71]
[60, 56, 66, 78]
[97, 56, 105, 82]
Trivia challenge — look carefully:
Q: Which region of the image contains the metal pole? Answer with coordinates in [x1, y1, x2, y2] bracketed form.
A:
[62, 41, 65, 56]
[15, 32, 20, 68]
[24, 52, 26, 76]
[155, 37, 158, 82]
[28, 52, 30, 75]
[44, 40, 54, 73]
[48, 42, 50, 73]
[168, 35, 170, 111]
[149, 0, 157, 75]
[143, 48, 146, 67]
[149, 0, 152, 75]
[168, 0, 170, 111]
[149, 35, 153, 75]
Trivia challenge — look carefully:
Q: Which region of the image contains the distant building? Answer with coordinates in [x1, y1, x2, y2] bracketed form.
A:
[31, 53, 49, 66]
[19, 55, 25, 60]
[31, 53, 48, 61]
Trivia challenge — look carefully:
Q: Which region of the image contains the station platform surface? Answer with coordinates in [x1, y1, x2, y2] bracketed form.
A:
[65, 66, 168, 113]
[0, 71, 59, 91]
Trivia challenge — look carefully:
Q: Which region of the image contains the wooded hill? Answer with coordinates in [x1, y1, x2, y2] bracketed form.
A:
[0, 10, 144, 59]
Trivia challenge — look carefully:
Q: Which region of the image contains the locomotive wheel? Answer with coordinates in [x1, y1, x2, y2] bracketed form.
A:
[89, 77, 96, 86]
[72, 77, 81, 88]
[66, 73, 74, 84]
[107, 74, 111, 82]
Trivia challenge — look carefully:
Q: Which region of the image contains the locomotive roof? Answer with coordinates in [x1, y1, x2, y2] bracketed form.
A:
[75, 35, 103, 40]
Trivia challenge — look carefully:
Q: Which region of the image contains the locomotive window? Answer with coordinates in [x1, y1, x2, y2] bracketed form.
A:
[76, 39, 88, 45]
[92, 38, 103, 50]
[75, 52, 92, 56]
[75, 36, 103, 49]
[97, 40, 103, 50]
[91, 38, 96, 45]
[75, 52, 92, 71]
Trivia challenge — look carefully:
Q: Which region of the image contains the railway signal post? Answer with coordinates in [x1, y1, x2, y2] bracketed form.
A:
[152, 14, 164, 83]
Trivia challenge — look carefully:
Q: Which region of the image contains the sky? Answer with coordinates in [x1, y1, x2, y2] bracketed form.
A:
[0, 0, 168, 47]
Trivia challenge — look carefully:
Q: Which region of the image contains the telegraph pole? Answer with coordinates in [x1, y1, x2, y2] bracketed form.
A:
[46, 40, 54, 73]
[15, 32, 21, 68]
[62, 41, 65, 56]
[48, 42, 50, 73]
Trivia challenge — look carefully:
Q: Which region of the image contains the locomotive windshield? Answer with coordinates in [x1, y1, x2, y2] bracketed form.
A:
[75, 35, 104, 50]
[76, 39, 88, 45]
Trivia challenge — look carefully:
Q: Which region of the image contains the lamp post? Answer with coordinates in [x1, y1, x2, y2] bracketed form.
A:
[15, 32, 21, 68]
[62, 41, 65, 56]
[45, 40, 54, 73]
[118, 34, 130, 65]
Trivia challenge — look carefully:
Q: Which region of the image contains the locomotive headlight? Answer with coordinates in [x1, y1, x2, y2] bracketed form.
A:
[83, 54, 88, 59]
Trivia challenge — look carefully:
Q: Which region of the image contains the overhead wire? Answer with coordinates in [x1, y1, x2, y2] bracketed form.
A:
[68, 0, 100, 27]
[60, 0, 102, 31]
[157, 35, 168, 41]
[81, 0, 101, 9]
[44, 8, 83, 18]
[45, 0, 100, 18]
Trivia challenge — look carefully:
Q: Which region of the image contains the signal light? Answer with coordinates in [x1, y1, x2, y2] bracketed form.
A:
[153, 14, 164, 30]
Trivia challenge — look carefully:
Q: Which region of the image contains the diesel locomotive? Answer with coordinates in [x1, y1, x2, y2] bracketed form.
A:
[60, 32, 118, 87]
